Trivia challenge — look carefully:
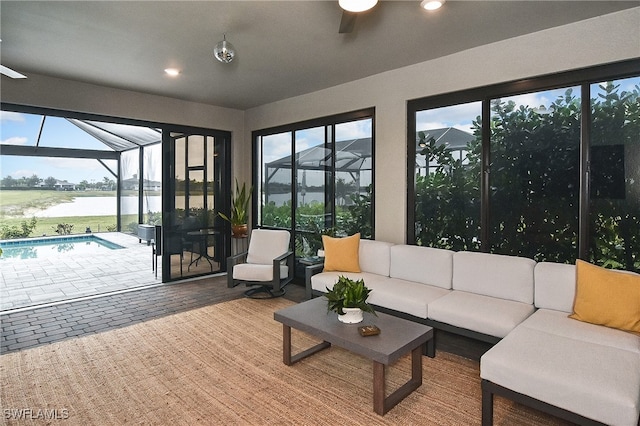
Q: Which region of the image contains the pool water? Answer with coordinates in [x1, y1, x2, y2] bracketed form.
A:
[0, 235, 124, 260]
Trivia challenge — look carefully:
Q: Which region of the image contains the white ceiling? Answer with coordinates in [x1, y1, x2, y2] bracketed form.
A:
[1, 1, 637, 110]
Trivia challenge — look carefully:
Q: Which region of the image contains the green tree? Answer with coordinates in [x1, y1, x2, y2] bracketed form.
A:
[414, 129, 481, 251]
[0, 217, 38, 239]
[26, 174, 42, 187]
[414, 83, 639, 271]
[1, 175, 17, 187]
[44, 176, 57, 188]
[588, 82, 640, 270]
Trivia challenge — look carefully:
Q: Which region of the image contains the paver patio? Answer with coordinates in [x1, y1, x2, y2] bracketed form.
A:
[1, 233, 162, 312]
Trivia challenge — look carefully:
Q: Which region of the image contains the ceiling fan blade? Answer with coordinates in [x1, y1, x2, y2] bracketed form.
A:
[339, 11, 357, 34]
[0, 65, 27, 79]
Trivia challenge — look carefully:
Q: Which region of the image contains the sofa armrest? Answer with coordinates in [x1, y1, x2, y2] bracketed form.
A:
[305, 263, 324, 300]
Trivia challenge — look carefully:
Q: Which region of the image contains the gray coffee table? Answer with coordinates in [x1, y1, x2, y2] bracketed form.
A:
[274, 297, 434, 415]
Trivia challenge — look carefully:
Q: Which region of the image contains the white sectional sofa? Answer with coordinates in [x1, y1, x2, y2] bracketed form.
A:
[481, 262, 640, 426]
[305, 240, 640, 426]
[307, 240, 538, 347]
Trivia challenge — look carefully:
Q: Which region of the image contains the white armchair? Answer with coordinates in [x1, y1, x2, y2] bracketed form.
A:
[227, 229, 294, 298]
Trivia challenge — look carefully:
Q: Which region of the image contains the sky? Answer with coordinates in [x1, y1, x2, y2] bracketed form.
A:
[0, 112, 119, 184]
[0, 112, 160, 184]
[1, 77, 637, 185]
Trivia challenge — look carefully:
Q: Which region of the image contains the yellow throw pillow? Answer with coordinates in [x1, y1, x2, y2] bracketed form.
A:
[322, 233, 361, 273]
[569, 260, 640, 333]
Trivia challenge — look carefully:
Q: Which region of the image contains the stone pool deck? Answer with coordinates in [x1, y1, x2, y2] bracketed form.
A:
[0, 233, 161, 312]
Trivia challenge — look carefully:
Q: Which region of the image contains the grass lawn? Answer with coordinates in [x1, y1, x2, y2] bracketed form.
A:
[0, 215, 139, 238]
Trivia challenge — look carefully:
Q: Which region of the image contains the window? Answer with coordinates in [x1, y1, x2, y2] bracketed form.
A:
[408, 60, 640, 272]
[489, 88, 581, 262]
[413, 103, 481, 251]
[588, 79, 640, 270]
[255, 109, 374, 264]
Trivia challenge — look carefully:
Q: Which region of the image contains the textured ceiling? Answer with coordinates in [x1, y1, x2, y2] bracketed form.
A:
[0, 1, 637, 110]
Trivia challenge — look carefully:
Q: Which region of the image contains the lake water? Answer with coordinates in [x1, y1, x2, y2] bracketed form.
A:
[27, 196, 162, 217]
[24, 192, 329, 218]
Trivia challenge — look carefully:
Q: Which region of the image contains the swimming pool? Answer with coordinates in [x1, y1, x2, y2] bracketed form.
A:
[0, 235, 124, 260]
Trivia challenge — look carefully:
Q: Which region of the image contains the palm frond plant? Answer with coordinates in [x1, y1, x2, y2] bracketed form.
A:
[219, 179, 253, 235]
[325, 276, 376, 316]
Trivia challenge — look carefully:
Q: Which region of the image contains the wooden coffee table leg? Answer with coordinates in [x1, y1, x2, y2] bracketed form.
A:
[282, 324, 331, 366]
[373, 344, 423, 415]
[373, 362, 386, 415]
[283, 324, 292, 365]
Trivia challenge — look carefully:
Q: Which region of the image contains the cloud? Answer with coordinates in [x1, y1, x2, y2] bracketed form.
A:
[336, 119, 372, 140]
[1, 136, 29, 145]
[10, 169, 38, 178]
[0, 111, 25, 123]
[416, 102, 481, 134]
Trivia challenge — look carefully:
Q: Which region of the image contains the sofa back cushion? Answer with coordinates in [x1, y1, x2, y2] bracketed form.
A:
[358, 240, 394, 277]
[453, 251, 535, 304]
[534, 262, 576, 312]
[389, 245, 454, 289]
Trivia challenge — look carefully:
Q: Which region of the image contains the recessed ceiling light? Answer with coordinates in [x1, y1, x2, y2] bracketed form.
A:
[421, 0, 445, 11]
[164, 68, 180, 77]
[339, 0, 378, 13]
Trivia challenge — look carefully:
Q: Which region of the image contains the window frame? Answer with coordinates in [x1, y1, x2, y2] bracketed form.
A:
[406, 58, 640, 262]
[252, 107, 376, 240]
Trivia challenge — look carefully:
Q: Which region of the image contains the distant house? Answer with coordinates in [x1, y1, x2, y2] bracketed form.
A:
[122, 177, 161, 191]
[54, 180, 76, 191]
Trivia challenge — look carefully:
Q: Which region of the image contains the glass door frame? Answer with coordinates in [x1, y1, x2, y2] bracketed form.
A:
[161, 126, 231, 282]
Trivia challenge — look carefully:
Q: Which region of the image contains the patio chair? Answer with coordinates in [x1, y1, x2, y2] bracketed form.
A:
[164, 231, 185, 277]
[182, 215, 201, 264]
[227, 229, 294, 298]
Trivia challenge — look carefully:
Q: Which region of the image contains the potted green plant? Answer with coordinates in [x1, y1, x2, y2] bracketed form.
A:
[325, 276, 376, 324]
[219, 178, 253, 237]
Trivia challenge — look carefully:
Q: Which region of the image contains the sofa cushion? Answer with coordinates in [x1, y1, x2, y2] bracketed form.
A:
[322, 233, 360, 273]
[427, 290, 535, 338]
[569, 260, 640, 333]
[520, 309, 640, 354]
[534, 262, 576, 312]
[310, 271, 383, 293]
[389, 245, 454, 289]
[233, 263, 289, 282]
[358, 240, 394, 276]
[453, 251, 535, 304]
[481, 313, 640, 426]
[366, 277, 450, 319]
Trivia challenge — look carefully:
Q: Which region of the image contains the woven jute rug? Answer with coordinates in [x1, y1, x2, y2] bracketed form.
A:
[1, 298, 569, 425]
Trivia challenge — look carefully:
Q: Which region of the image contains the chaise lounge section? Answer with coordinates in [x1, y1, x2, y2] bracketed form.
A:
[481, 262, 640, 426]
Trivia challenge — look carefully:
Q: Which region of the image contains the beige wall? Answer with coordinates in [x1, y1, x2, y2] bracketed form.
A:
[2, 8, 639, 243]
[244, 7, 640, 243]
